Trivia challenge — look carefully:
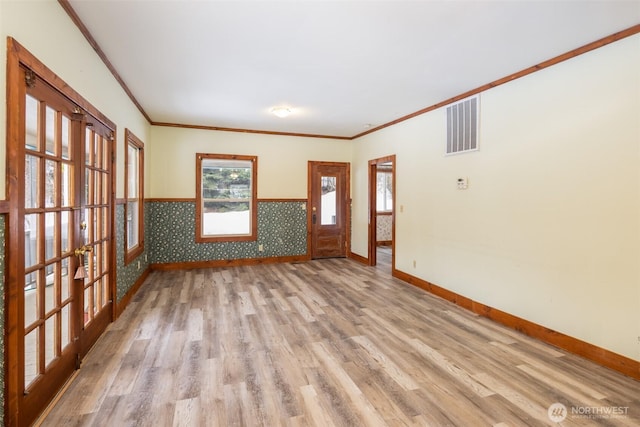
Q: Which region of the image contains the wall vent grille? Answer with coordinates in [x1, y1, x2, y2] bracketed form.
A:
[446, 96, 479, 154]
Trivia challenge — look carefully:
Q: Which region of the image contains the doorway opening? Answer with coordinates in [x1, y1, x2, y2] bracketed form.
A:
[368, 155, 395, 272]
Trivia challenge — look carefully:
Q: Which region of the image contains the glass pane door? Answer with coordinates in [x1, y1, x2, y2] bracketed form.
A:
[23, 93, 76, 389]
[81, 126, 111, 326]
[7, 58, 115, 427]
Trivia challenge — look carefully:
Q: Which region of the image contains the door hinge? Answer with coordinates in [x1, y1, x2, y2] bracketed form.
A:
[71, 107, 86, 122]
[25, 69, 36, 88]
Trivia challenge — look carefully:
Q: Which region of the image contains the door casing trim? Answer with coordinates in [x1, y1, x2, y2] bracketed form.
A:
[367, 155, 395, 269]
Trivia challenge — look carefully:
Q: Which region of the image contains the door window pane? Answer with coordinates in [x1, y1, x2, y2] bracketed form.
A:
[25, 329, 38, 387]
[102, 207, 109, 239]
[25, 214, 40, 267]
[95, 134, 101, 167]
[24, 273, 38, 327]
[61, 210, 71, 253]
[101, 276, 109, 308]
[102, 242, 109, 274]
[45, 212, 56, 261]
[45, 159, 57, 208]
[61, 258, 70, 302]
[25, 95, 39, 150]
[94, 172, 101, 205]
[321, 176, 337, 225]
[61, 163, 71, 207]
[94, 285, 100, 313]
[84, 286, 92, 325]
[83, 208, 91, 243]
[85, 128, 92, 165]
[61, 304, 71, 350]
[85, 169, 92, 206]
[61, 115, 70, 160]
[45, 316, 56, 366]
[103, 135, 110, 169]
[92, 208, 98, 243]
[25, 155, 39, 209]
[44, 263, 56, 314]
[93, 243, 100, 279]
[45, 106, 56, 155]
[101, 171, 109, 204]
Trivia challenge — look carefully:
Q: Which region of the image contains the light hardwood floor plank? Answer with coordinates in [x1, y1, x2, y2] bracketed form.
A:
[40, 256, 640, 426]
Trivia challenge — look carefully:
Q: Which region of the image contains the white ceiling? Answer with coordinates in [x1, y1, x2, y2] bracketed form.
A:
[66, 0, 640, 139]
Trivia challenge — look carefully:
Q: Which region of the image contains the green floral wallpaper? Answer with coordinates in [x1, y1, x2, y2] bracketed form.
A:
[148, 201, 307, 264]
[115, 204, 150, 302]
[0, 215, 5, 426]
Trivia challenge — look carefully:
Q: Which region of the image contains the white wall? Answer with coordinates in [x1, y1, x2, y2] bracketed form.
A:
[0, 0, 150, 199]
[352, 35, 640, 361]
[149, 126, 351, 199]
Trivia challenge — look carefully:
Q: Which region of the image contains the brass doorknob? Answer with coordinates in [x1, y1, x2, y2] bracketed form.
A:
[74, 245, 93, 257]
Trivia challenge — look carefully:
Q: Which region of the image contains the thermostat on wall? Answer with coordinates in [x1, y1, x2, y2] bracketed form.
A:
[457, 177, 468, 190]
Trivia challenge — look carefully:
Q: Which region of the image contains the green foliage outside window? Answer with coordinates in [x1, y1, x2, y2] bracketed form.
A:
[202, 164, 252, 213]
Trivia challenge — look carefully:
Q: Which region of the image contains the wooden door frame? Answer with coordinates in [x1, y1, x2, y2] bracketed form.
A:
[307, 161, 351, 259]
[5, 37, 117, 427]
[368, 155, 395, 269]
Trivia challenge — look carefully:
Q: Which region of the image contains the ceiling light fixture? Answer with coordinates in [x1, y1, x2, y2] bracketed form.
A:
[270, 106, 292, 118]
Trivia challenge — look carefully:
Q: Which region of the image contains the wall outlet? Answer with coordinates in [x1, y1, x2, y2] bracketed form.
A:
[412, 260, 416, 268]
[258, 244, 264, 252]
[137, 260, 141, 269]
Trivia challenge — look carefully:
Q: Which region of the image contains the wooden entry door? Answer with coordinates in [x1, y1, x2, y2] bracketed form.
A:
[6, 65, 114, 426]
[308, 162, 350, 258]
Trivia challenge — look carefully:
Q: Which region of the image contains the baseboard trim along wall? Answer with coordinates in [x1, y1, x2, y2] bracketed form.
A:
[348, 251, 368, 265]
[392, 268, 640, 380]
[150, 254, 311, 271]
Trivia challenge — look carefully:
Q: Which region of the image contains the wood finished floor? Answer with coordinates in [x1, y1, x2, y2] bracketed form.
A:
[41, 254, 639, 426]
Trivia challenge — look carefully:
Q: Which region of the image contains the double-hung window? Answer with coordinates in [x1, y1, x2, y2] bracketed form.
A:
[196, 153, 257, 242]
[124, 129, 144, 263]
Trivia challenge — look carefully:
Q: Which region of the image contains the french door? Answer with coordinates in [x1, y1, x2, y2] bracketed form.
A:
[6, 65, 114, 426]
[308, 161, 350, 258]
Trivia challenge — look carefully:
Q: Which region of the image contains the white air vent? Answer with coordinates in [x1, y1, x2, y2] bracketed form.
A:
[446, 96, 479, 154]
